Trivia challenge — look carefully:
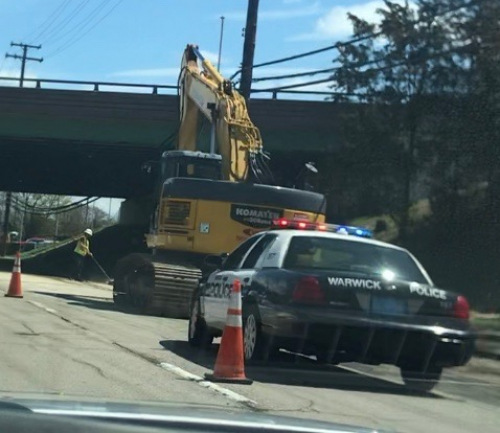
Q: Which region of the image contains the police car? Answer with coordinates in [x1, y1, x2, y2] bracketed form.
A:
[188, 219, 476, 391]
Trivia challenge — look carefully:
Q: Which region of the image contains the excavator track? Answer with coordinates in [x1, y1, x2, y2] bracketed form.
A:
[113, 253, 201, 319]
[149, 261, 201, 318]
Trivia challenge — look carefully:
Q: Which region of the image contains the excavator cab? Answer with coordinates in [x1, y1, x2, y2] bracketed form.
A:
[161, 150, 222, 184]
[160, 150, 222, 182]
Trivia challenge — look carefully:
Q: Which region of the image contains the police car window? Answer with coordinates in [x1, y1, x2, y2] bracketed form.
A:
[241, 234, 277, 269]
[284, 236, 428, 284]
[222, 235, 263, 270]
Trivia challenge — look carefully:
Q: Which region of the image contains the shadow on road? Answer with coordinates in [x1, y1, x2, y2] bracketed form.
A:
[33, 291, 149, 317]
[159, 339, 441, 399]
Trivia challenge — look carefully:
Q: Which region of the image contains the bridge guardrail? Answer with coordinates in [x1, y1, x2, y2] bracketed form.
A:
[0, 76, 178, 94]
[0, 76, 338, 99]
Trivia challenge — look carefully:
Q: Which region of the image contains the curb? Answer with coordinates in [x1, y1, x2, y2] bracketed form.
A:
[475, 330, 500, 360]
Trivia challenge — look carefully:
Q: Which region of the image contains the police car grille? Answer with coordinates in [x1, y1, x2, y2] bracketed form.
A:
[163, 201, 190, 226]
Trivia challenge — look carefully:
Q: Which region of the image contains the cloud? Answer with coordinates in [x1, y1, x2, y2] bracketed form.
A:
[110, 50, 232, 80]
[200, 49, 230, 66]
[223, 1, 322, 21]
[288, 0, 383, 41]
[0, 66, 38, 87]
[109, 67, 181, 79]
[288, 0, 414, 42]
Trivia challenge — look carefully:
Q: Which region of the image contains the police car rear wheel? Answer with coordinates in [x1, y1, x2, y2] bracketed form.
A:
[400, 365, 442, 392]
[188, 296, 213, 348]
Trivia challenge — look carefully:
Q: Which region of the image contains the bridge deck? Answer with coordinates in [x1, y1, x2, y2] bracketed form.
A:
[0, 86, 344, 197]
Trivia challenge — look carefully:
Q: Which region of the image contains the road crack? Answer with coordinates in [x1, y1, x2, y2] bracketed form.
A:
[255, 399, 320, 415]
[69, 356, 107, 379]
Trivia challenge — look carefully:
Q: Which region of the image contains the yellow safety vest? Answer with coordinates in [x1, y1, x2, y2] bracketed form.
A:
[74, 236, 89, 256]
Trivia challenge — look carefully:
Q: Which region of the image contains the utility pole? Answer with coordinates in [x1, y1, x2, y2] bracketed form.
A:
[5, 42, 43, 87]
[239, 0, 260, 101]
[2, 43, 43, 255]
[1, 192, 12, 256]
[217, 16, 225, 71]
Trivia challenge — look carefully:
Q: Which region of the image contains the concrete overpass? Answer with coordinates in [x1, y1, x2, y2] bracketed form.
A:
[0, 78, 344, 198]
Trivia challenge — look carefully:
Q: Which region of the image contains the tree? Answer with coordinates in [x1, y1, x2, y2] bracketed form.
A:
[8, 194, 115, 239]
[330, 0, 474, 238]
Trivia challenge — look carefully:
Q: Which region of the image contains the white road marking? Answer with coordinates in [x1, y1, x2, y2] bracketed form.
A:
[29, 299, 256, 407]
[29, 300, 57, 315]
[159, 362, 257, 407]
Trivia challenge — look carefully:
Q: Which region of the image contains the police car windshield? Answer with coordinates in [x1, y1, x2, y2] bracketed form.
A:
[284, 236, 428, 284]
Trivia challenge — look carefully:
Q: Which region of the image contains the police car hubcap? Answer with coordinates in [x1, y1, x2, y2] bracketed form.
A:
[244, 315, 257, 359]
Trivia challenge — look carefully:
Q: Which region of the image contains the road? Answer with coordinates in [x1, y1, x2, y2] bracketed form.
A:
[0, 271, 498, 433]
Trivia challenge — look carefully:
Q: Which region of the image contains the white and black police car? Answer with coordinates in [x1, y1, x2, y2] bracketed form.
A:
[188, 218, 476, 391]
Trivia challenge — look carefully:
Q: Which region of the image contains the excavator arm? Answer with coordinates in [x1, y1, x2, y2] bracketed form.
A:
[178, 44, 269, 183]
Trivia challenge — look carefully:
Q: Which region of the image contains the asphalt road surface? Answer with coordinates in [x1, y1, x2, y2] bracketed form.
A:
[0, 271, 498, 433]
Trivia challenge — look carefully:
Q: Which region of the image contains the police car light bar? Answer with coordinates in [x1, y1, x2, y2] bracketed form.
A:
[271, 218, 373, 238]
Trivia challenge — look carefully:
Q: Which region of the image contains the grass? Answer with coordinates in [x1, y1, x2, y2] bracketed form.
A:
[472, 317, 500, 332]
[348, 199, 432, 243]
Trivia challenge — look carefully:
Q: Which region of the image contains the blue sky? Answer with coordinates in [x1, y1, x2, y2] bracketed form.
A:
[0, 0, 389, 215]
[0, 0, 390, 93]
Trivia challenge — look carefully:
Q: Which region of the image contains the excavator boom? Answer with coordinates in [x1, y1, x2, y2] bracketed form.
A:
[178, 44, 265, 182]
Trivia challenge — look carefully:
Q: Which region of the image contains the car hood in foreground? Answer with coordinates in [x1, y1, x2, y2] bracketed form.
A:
[0, 396, 389, 433]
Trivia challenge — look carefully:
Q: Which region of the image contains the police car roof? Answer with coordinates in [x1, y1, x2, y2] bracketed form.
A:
[265, 228, 408, 252]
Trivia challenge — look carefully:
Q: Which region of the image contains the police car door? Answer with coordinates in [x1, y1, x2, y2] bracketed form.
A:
[235, 233, 279, 292]
[203, 235, 264, 329]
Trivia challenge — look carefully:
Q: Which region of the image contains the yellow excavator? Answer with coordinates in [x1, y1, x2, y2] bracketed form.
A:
[112, 44, 326, 317]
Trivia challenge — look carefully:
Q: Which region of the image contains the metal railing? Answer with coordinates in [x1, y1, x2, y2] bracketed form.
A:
[0, 76, 340, 99]
[0, 76, 178, 94]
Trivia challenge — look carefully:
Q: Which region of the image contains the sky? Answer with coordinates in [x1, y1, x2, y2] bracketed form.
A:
[0, 0, 391, 216]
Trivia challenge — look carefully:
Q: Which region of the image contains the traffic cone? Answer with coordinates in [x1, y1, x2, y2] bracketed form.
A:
[5, 252, 23, 298]
[204, 279, 252, 384]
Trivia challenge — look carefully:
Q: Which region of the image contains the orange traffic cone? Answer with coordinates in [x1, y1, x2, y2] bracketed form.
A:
[204, 279, 252, 384]
[5, 252, 23, 298]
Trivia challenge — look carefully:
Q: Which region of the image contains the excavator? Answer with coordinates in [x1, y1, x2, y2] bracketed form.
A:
[112, 44, 327, 318]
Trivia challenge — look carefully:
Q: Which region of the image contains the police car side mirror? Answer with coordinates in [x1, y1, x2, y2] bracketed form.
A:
[204, 253, 228, 269]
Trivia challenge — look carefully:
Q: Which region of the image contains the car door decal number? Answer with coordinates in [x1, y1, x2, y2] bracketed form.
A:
[206, 279, 233, 298]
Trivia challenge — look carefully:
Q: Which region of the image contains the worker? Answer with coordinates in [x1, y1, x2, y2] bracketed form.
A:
[73, 228, 93, 281]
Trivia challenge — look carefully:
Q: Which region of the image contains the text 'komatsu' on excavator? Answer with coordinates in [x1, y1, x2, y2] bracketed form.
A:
[112, 44, 327, 318]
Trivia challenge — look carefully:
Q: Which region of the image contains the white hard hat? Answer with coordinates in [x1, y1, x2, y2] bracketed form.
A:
[84, 229, 93, 236]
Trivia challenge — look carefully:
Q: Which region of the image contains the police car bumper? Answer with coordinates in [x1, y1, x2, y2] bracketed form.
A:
[262, 308, 476, 366]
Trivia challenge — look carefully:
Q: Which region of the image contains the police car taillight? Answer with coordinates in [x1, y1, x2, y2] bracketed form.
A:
[453, 295, 470, 320]
[271, 218, 372, 238]
[292, 276, 326, 305]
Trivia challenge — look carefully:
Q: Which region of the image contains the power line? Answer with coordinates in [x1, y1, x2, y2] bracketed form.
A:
[230, 34, 378, 81]
[16, 195, 94, 211]
[43, 0, 95, 45]
[253, 77, 334, 92]
[256, 40, 479, 95]
[24, 0, 73, 44]
[251, 67, 338, 83]
[45, 0, 124, 59]
[231, 0, 482, 82]
[11, 196, 101, 215]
